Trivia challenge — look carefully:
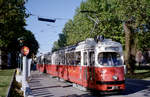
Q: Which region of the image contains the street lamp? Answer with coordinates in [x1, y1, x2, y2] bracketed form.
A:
[17, 37, 25, 72]
[17, 37, 24, 47]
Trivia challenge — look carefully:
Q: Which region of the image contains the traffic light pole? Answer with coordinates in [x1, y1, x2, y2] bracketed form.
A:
[20, 46, 30, 96]
[22, 56, 29, 96]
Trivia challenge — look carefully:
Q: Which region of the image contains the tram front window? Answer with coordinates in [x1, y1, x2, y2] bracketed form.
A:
[98, 52, 122, 66]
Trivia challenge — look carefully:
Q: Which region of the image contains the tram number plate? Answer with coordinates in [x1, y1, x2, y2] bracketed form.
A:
[112, 86, 119, 90]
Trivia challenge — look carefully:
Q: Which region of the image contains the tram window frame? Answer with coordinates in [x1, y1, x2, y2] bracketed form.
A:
[83, 52, 88, 65]
[65, 52, 75, 65]
[65, 51, 81, 66]
[74, 51, 81, 66]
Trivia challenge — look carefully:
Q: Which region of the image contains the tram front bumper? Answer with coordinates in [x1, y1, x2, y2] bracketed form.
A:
[95, 80, 125, 91]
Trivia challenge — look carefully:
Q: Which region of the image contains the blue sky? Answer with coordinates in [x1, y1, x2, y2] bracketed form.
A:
[25, 0, 83, 54]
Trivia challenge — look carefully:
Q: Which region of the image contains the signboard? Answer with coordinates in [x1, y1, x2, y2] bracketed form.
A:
[105, 47, 119, 51]
[21, 46, 30, 56]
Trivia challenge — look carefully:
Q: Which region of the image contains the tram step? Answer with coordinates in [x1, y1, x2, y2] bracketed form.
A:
[73, 83, 87, 91]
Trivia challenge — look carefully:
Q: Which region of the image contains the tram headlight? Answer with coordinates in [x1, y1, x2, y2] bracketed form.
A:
[113, 75, 118, 80]
[101, 69, 107, 74]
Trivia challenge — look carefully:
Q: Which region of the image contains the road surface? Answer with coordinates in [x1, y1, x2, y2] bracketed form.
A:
[28, 71, 150, 97]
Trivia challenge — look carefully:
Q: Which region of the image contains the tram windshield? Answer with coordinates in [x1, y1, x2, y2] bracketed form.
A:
[98, 52, 122, 66]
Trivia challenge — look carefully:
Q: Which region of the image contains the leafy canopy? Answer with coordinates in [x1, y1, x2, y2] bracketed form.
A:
[0, 0, 39, 57]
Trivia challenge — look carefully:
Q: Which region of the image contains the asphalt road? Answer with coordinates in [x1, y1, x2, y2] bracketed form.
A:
[28, 71, 150, 97]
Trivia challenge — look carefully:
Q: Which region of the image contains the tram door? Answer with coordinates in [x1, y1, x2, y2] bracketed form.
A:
[89, 51, 95, 88]
[82, 51, 95, 88]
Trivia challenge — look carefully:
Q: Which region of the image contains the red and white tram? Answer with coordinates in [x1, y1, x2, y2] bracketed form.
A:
[36, 38, 125, 92]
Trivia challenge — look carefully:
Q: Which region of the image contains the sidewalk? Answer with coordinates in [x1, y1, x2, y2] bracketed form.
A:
[16, 73, 33, 97]
[28, 71, 93, 97]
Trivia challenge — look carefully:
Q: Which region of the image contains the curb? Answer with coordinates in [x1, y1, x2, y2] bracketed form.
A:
[6, 69, 16, 97]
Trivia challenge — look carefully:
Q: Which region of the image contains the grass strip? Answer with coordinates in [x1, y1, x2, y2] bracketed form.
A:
[126, 70, 150, 79]
[0, 69, 15, 97]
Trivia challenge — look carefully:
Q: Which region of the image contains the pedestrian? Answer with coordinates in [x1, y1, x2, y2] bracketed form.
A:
[31, 60, 36, 71]
[135, 51, 143, 67]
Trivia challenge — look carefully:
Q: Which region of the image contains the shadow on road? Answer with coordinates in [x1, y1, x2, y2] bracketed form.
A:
[29, 71, 150, 97]
[120, 79, 150, 96]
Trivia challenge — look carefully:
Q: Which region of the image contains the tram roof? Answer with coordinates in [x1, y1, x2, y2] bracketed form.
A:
[52, 38, 122, 54]
[97, 39, 122, 47]
[96, 39, 122, 52]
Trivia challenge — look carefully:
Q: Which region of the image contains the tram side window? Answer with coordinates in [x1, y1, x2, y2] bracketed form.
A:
[62, 54, 65, 65]
[75, 52, 81, 65]
[65, 52, 81, 66]
[49, 56, 52, 64]
[66, 53, 70, 65]
[66, 52, 75, 65]
[70, 52, 74, 65]
[44, 55, 48, 64]
[58, 53, 65, 65]
[54, 56, 57, 64]
[83, 52, 87, 65]
[46, 56, 51, 64]
[44, 58, 48, 64]
[58, 54, 61, 65]
[89, 51, 95, 66]
[66, 53, 69, 65]
[55, 54, 59, 65]
[39, 57, 42, 64]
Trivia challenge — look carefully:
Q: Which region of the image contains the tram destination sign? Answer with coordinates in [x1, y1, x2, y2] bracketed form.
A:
[105, 47, 119, 51]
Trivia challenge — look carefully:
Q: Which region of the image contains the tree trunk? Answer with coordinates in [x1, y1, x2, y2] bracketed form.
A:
[123, 22, 134, 74]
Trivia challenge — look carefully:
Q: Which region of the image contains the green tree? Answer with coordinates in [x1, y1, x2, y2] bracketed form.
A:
[57, 0, 124, 47]
[0, 0, 27, 48]
[53, 0, 124, 50]
[58, 33, 67, 47]
[0, 0, 39, 55]
[116, 0, 150, 73]
[0, 0, 39, 68]
[52, 41, 60, 52]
